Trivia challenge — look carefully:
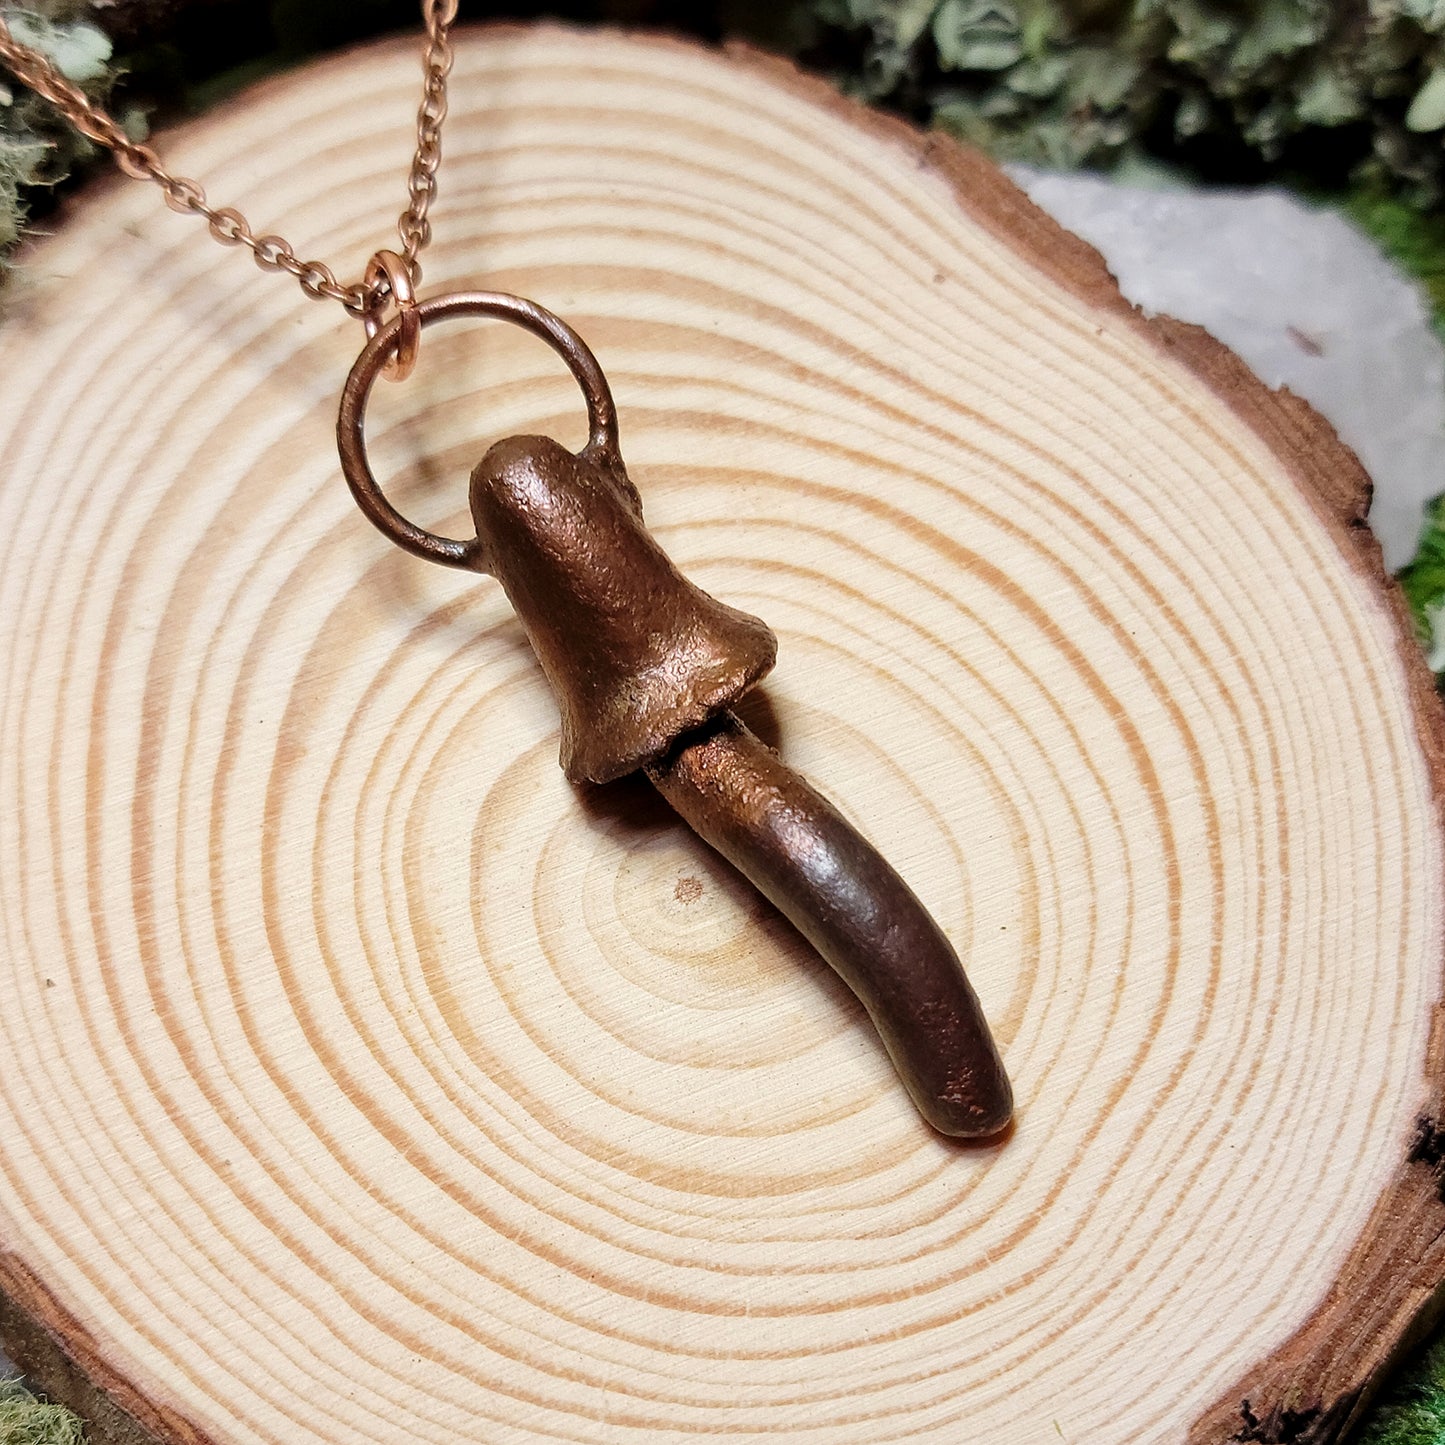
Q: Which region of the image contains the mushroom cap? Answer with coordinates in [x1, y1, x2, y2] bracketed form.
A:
[470, 434, 777, 783]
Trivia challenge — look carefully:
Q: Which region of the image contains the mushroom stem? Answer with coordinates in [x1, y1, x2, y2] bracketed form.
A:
[646, 712, 1013, 1139]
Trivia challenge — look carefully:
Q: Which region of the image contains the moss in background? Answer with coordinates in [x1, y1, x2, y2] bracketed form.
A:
[0, 1378, 83, 1445]
[7, 0, 1445, 265]
[1345, 187, 1445, 343]
[1359, 1331, 1445, 1445]
[0, 3, 127, 254]
[1397, 493, 1445, 669]
[800, 0, 1445, 205]
[1328, 152, 1445, 1445]
[1354, 183, 1445, 676]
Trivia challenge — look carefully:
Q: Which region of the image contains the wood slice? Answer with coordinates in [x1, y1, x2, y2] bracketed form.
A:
[0, 24, 1442, 1445]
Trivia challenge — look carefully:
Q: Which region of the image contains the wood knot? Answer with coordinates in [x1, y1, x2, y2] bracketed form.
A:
[1409, 1114, 1445, 1203]
[1232, 1398, 1323, 1442]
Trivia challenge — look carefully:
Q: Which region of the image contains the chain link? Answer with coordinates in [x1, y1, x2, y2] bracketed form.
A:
[397, 0, 457, 285]
[0, 1, 457, 318]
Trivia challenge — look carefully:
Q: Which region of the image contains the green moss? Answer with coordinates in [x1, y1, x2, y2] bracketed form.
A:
[0, 1379, 83, 1445]
[1398, 495, 1445, 663]
[1338, 182, 1445, 676]
[1358, 1330, 1445, 1444]
[1342, 189, 1445, 342]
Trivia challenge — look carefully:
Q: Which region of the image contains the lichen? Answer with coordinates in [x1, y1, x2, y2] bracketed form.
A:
[0, 1378, 84, 1445]
[0, 2, 117, 265]
[795, 0, 1445, 203]
[5, 0, 1445, 265]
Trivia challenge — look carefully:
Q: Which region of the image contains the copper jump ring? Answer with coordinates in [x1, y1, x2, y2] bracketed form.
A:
[337, 291, 621, 569]
[363, 250, 422, 381]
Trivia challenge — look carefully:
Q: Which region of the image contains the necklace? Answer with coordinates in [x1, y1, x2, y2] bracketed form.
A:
[0, 5, 1012, 1138]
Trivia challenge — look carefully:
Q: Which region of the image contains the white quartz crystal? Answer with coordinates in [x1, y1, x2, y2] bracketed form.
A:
[1013, 169, 1445, 573]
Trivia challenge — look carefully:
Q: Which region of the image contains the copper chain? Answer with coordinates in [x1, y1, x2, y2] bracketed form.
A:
[0, 0, 459, 320]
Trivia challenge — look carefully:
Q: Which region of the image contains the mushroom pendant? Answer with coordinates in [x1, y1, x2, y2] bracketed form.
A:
[338, 292, 1013, 1139]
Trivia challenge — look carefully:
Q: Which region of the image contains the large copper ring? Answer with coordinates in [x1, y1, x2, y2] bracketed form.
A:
[337, 291, 621, 570]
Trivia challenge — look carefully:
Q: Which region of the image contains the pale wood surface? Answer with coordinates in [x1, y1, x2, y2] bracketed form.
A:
[0, 25, 1443, 1444]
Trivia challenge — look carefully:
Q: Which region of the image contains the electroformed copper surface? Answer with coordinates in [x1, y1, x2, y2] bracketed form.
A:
[469, 434, 778, 785]
[338, 295, 1013, 1138]
[648, 714, 1013, 1137]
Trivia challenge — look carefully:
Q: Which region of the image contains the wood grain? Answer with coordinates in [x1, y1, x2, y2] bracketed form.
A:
[0, 25, 1442, 1443]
